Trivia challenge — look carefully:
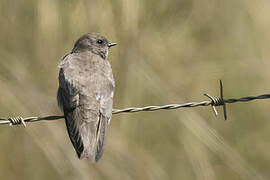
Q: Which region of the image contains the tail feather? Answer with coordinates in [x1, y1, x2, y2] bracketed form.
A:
[79, 113, 109, 162]
[95, 114, 108, 161]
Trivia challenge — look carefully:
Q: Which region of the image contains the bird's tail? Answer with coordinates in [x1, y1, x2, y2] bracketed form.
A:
[80, 113, 109, 162]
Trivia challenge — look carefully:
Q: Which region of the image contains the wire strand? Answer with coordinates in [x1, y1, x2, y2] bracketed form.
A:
[1, 81, 270, 126]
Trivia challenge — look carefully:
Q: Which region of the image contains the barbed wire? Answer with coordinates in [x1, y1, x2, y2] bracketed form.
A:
[0, 80, 270, 127]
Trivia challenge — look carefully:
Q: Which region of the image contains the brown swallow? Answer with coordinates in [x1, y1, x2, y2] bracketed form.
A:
[57, 33, 116, 162]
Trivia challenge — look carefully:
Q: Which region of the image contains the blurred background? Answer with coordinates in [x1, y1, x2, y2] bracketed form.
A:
[0, 0, 270, 179]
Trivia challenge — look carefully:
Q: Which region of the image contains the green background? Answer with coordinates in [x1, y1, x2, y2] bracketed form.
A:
[0, 0, 269, 179]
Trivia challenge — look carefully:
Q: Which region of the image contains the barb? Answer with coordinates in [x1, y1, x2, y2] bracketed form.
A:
[1, 80, 270, 126]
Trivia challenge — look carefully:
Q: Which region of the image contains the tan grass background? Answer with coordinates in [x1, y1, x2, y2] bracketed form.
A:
[0, 0, 270, 179]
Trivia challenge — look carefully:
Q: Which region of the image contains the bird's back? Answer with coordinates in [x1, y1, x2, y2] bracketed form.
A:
[57, 51, 114, 162]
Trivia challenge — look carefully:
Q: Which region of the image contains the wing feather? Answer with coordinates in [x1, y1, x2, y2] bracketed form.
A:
[57, 68, 85, 158]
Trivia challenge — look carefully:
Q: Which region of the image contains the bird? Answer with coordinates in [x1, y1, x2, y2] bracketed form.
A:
[57, 33, 116, 162]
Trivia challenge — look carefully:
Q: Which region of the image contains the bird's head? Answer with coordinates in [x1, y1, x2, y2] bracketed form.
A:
[72, 33, 116, 59]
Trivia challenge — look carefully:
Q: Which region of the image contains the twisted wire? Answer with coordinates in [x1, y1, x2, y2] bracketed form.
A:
[112, 101, 211, 114]
[225, 94, 270, 103]
[0, 93, 269, 126]
[0, 81, 270, 126]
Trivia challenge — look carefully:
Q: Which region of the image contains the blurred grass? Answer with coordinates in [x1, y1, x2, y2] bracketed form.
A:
[0, 0, 270, 179]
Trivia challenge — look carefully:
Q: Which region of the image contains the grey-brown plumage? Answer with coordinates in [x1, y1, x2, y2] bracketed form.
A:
[57, 33, 116, 162]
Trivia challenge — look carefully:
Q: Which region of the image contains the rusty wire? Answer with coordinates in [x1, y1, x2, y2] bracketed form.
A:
[0, 80, 270, 126]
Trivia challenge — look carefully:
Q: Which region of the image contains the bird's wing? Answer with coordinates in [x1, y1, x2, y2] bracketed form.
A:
[57, 64, 84, 159]
[57, 53, 114, 162]
[95, 72, 114, 161]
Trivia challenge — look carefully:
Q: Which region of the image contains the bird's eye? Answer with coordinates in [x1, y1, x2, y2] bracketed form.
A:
[97, 39, 103, 44]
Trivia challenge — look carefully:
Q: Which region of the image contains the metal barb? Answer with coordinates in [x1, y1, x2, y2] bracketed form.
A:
[219, 80, 227, 120]
[203, 94, 219, 116]
[8, 117, 26, 127]
[203, 80, 227, 120]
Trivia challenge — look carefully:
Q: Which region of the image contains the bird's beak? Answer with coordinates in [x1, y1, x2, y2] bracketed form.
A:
[108, 42, 117, 48]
